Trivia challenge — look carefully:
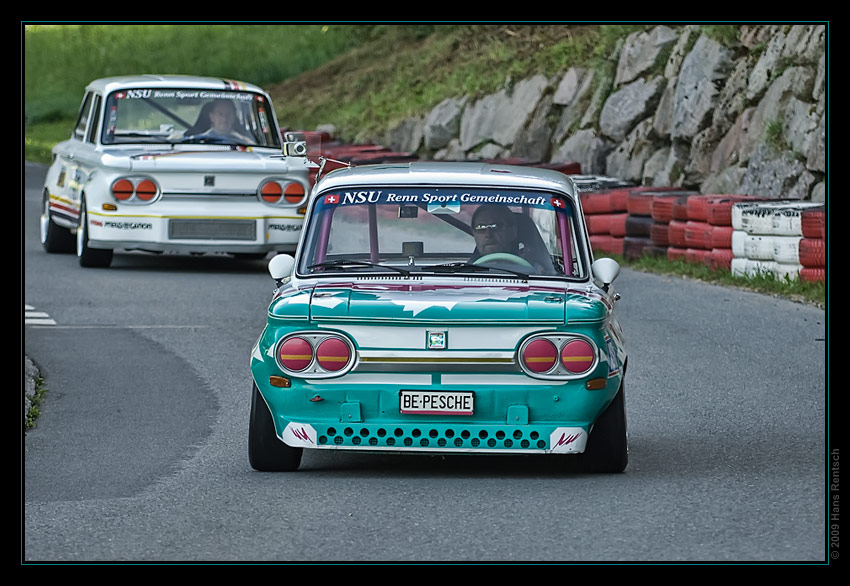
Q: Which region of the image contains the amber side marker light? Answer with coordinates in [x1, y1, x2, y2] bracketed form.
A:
[102, 203, 118, 211]
[269, 376, 291, 388]
[585, 378, 607, 391]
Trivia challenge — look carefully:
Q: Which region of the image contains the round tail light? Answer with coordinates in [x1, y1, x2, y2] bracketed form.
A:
[316, 337, 351, 372]
[283, 181, 305, 204]
[278, 337, 313, 371]
[135, 179, 158, 201]
[522, 339, 558, 373]
[261, 181, 283, 203]
[560, 339, 595, 374]
[112, 179, 134, 201]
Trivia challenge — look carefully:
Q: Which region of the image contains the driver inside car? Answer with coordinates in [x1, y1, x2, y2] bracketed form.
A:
[199, 100, 253, 143]
[468, 204, 554, 273]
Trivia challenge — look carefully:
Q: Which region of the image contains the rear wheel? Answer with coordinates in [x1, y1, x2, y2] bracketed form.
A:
[582, 382, 628, 473]
[77, 199, 113, 268]
[248, 383, 302, 471]
[40, 191, 75, 253]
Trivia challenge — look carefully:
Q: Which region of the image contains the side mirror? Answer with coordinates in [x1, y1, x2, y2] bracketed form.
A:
[268, 254, 295, 284]
[592, 257, 620, 289]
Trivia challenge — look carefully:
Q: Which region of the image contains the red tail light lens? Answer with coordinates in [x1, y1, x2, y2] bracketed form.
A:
[560, 339, 595, 374]
[261, 181, 283, 203]
[522, 339, 558, 373]
[283, 182, 305, 204]
[278, 337, 313, 371]
[316, 337, 351, 372]
[112, 179, 134, 201]
[135, 179, 158, 201]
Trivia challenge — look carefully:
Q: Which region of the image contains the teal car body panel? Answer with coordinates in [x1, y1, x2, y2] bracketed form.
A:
[249, 162, 628, 471]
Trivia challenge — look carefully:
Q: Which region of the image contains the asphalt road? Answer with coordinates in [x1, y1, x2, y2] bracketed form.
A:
[22, 162, 830, 563]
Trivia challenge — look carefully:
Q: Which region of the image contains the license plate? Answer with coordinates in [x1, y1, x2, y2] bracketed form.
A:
[399, 390, 474, 415]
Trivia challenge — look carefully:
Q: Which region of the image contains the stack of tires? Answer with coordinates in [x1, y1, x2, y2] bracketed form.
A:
[583, 188, 629, 256]
[799, 206, 826, 283]
[730, 201, 824, 280]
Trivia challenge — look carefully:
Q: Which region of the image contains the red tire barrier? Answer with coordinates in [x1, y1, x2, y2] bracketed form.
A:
[710, 225, 734, 249]
[684, 221, 713, 250]
[709, 248, 734, 270]
[608, 189, 629, 213]
[706, 195, 766, 226]
[672, 196, 690, 221]
[651, 195, 676, 223]
[800, 268, 825, 283]
[801, 206, 825, 239]
[686, 195, 713, 221]
[609, 213, 628, 237]
[667, 247, 688, 262]
[668, 220, 687, 248]
[686, 248, 712, 265]
[580, 191, 611, 215]
[798, 238, 825, 268]
[585, 213, 611, 235]
[626, 192, 653, 216]
[650, 222, 670, 246]
[590, 235, 625, 255]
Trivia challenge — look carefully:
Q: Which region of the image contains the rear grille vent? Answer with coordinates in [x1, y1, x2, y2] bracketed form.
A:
[314, 424, 549, 451]
[168, 219, 256, 241]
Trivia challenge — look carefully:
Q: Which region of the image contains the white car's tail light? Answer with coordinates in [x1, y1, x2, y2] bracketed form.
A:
[260, 180, 283, 203]
[110, 177, 160, 204]
[275, 332, 356, 378]
[518, 334, 599, 379]
[112, 179, 134, 201]
[283, 181, 305, 204]
[259, 179, 307, 206]
[135, 179, 158, 201]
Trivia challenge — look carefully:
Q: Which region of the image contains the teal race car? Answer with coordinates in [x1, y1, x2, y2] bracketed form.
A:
[249, 162, 628, 472]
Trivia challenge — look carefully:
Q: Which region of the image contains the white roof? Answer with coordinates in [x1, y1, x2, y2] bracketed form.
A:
[85, 74, 267, 95]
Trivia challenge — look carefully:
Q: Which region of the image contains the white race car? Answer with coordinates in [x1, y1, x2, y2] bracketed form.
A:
[40, 75, 314, 267]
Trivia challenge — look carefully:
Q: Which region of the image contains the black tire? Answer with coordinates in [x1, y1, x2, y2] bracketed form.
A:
[77, 199, 113, 268]
[248, 382, 303, 471]
[582, 382, 628, 473]
[232, 252, 268, 261]
[40, 191, 76, 253]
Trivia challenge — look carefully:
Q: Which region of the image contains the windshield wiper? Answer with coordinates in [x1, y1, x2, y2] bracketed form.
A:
[176, 135, 251, 148]
[421, 262, 529, 280]
[308, 259, 411, 276]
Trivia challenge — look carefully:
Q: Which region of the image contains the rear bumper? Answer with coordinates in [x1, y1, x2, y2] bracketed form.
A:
[85, 208, 303, 252]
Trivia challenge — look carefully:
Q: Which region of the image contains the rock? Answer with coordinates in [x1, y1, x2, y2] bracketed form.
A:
[614, 25, 679, 87]
[671, 34, 735, 141]
[424, 96, 467, 151]
[460, 74, 550, 151]
[600, 77, 666, 142]
[551, 128, 614, 175]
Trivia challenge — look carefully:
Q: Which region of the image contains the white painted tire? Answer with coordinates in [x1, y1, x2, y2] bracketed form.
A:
[731, 230, 747, 257]
[743, 235, 776, 260]
[732, 258, 777, 278]
[772, 236, 803, 264]
[774, 263, 803, 281]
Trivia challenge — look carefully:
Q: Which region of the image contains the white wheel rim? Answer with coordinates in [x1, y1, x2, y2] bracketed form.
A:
[76, 208, 85, 257]
[40, 197, 50, 244]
